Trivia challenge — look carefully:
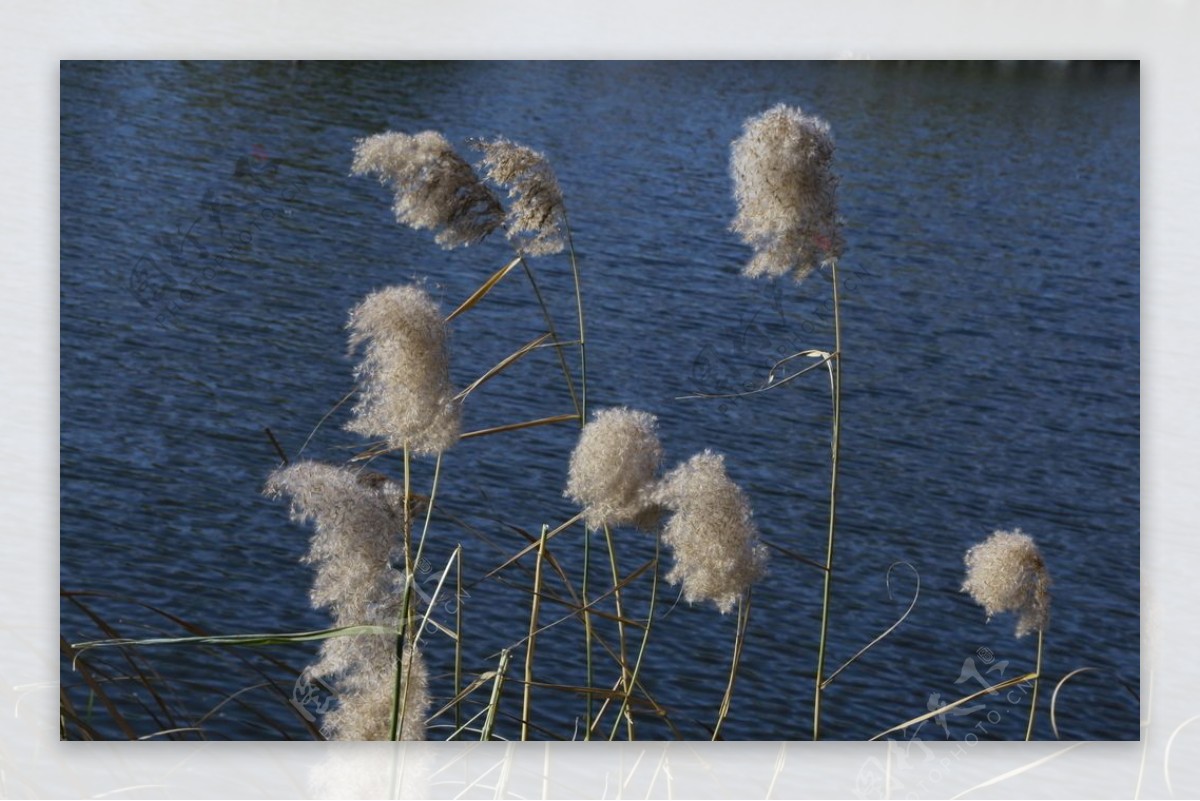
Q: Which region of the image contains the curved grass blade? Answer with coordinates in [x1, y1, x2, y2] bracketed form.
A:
[822, 562, 919, 689]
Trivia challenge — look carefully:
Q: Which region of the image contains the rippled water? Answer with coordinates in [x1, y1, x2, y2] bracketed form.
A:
[60, 61, 1139, 741]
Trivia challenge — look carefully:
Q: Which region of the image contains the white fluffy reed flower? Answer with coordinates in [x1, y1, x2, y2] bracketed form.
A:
[652, 450, 768, 614]
[346, 284, 460, 457]
[315, 643, 429, 741]
[565, 407, 663, 531]
[265, 461, 404, 619]
[352, 131, 503, 249]
[962, 528, 1051, 638]
[265, 461, 430, 740]
[730, 104, 844, 282]
[472, 137, 566, 256]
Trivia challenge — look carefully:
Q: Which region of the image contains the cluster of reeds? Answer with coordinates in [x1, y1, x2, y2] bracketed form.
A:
[65, 105, 1061, 743]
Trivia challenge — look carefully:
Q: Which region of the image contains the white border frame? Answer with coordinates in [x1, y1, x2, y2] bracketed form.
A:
[6, 2, 1197, 797]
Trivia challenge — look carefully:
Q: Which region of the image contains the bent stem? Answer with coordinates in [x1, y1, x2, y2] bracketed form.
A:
[812, 258, 843, 741]
[1026, 628, 1045, 741]
[712, 592, 752, 740]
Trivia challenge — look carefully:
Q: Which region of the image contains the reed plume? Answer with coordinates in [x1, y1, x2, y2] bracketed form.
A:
[265, 461, 429, 739]
[652, 450, 768, 614]
[962, 528, 1051, 638]
[472, 137, 566, 256]
[730, 103, 843, 282]
[351, 131, 503, 249]
[565, 407, 663, 531]
[346, 284, 460, 457]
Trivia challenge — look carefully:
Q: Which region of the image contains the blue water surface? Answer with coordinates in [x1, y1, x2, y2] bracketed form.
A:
[60, 61, 1139, 741]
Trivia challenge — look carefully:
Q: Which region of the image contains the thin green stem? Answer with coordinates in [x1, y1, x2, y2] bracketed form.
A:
[563, 215, 587, 420]
[522, 524, 550, 741]
[581, 528, 595, 739]
[602, 523, 633, 740]
[389, 442, 415, 742]
[813, 257, 843, 741]
[1026, 628, 1045, 741]
[609, 538, 660, 741]
[713, 592, 752, 740]
[561, 217, 594, 739]
[454, 543, 464, 739]
[481, 649, 512, 741]
[518, 256, 580, 420]
[388, 611, 425, 742]
[411, 452, 443, 579]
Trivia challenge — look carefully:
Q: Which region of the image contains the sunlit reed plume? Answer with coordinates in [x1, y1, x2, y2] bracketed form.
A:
[472, 137, 567, 256]
[652, 450, 768, 614]
[730, 104, 844, 282]
[962, 528, 1051, 638]
[265, 461, 429, 739]
[346, 284, 460, 456]
[352, 131, 503, 249]
[565, 407, 663, 531]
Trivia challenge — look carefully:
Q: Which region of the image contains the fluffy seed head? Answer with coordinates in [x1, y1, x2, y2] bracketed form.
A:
[265, 461, 429, 740]
[352, 131, 503, 249]
[264, 461, 404, 620]
[730, 104, 844, 282]
[312, 643, 430, 741]
[346, 284, 460, 456]
[565, 407, 663, 531]
[652, 450, 768, 614]
[962, 528, 1051, 638]
[472, 137, 567, 257]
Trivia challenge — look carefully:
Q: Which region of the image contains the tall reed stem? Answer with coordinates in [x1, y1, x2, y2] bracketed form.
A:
[453, 544, 464, 738]
[713, 592, 752, 740]
[563, 216, 587, 419]
[1026, 628, 1044, 740]
[813, 258, 843, 741]
[602, 523, 634, 739]
[610, 538, 660, 741]
[563, 220, 596, 740]
[581, 531, 595, 739]
[521, 524, 550, 741]
[389, 442, 415, 741]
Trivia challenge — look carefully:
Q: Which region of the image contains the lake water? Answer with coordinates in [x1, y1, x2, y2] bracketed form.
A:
[60, 60, 1139, 741]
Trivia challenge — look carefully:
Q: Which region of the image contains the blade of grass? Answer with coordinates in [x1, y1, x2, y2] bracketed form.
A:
[459, 413, 579, 441]
[870, 672, 1038, 741]
[73, 624, 397, 652]
[455, 333, 552, 402]
[822, 562, 919, 689]
[813, 257, 844, 741]
[446, 256, 522, 321]
[518, 256, 580, 419]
